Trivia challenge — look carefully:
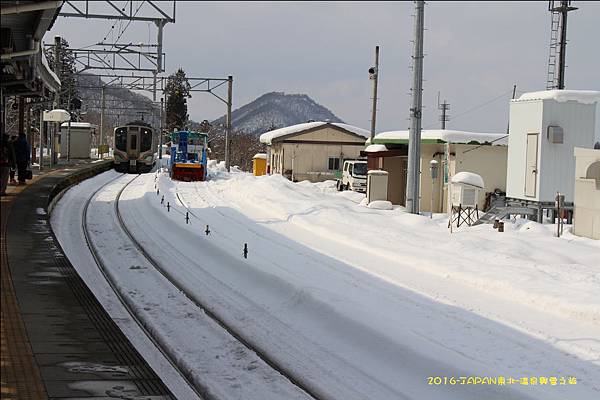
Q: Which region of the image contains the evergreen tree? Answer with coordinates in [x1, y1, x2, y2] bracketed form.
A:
[44, 38, 79, 116]
[165, 68, 191, 132]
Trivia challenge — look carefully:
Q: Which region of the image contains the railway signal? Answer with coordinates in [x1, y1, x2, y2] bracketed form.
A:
[205, 225, 211, 235]
[185, 212, 190, 224]
[243, 243, 248, 259]
[167, 202, 170, 212]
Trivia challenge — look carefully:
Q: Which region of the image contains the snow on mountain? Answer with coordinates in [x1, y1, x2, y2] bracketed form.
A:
[212, 92, 344, 135]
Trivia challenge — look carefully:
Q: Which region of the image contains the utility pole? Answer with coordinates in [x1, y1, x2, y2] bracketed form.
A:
[439, 99, 450, 130]
[51, 36, 62, 167]
[406, 0, 425, 214]
[506, 84, 517, 135]
[159, 97, 163, 159]
[369, 46, 380, 142]
[99, 85, 105, 146]
[225, 75, 233, 171]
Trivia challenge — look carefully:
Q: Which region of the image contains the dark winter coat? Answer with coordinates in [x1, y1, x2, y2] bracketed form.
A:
[13, 134, 30, 164]
[1, 135, 16, 168]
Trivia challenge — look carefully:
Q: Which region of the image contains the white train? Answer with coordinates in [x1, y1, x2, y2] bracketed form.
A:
[113, 121, 156, 173]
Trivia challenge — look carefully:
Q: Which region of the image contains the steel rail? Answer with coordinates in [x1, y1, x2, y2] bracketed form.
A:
[81, 173, 204, 400]
[118, 176, 323, 400]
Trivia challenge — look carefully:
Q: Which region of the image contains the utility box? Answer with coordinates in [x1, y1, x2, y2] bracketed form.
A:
[60, 122, 97, 159]
[367, 170, 388, 203]
[253, 153, 267, 176]
[506, 90, 599, 203]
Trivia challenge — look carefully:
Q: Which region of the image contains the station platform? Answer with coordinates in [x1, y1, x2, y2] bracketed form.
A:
[1, 161, 173, 399]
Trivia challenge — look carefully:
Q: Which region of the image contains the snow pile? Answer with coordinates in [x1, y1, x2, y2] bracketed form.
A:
[372, 129, 507, 145]
[260, 121, 369, 144]
[364, 144, 388, 152]
[451, 171, 484, 188]
[367, 200, 393, 210]
[516, 90, 600, 104]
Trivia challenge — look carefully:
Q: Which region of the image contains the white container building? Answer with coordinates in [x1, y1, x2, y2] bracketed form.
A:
[506, 90, 600, 204]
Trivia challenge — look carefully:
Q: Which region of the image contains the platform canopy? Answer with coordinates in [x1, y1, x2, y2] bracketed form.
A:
[1, 0, 63, 98]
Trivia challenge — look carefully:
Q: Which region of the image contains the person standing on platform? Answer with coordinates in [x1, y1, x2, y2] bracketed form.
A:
[13, 132, 30, 185]
[1, 134, 16, 195]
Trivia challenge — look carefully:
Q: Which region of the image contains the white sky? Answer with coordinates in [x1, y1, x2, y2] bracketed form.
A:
[48, 1, 600, 133]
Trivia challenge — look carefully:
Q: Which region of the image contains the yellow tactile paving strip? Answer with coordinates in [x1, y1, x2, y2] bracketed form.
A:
[1, 177, 48, 400]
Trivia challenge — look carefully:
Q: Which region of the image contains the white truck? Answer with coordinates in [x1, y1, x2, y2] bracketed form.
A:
[336, 160, 368, 192]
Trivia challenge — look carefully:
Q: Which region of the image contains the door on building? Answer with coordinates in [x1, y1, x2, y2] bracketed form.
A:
[525, 133, 539, 197]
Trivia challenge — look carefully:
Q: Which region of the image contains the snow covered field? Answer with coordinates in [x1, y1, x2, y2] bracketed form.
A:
[52, 160, 600, 400]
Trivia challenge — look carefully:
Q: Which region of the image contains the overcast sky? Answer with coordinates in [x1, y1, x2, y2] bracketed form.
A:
[49, 1, 600, 133]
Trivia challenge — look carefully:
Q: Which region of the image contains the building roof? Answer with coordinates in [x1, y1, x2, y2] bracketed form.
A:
[369, 129, 507, 145]
[60, 122, 98, 129]
[259, 121, 370, 145]
[514, 90, 600, 104]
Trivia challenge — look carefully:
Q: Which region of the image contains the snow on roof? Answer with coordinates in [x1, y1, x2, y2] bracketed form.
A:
[364, 144, 388, 152]
[60, 122, 97, 128]
[41, 50, 60, 87]
[372, 129, 507, 145]
[451, 171, 484, 188]
[253, 153, 267, 159]
[259, 121, 369, 145]
[515, 90, 600, 104]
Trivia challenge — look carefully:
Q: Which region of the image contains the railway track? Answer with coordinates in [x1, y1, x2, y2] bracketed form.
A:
[83, 173, 322, 400]
[82, 173, 204, 400]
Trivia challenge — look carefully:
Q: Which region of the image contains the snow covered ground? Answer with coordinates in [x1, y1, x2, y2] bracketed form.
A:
[52, 159, 600, 400]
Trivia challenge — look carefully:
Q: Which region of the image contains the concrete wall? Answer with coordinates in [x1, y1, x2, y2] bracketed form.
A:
[416, 143, 507, 213]
[268, 126, 365, 182]
[573, 147, 600, 240]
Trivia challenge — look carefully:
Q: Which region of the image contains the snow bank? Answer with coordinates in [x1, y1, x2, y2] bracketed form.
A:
[516, 90, 600, 104]
[451, 171, 484, 188]
[372, 129, 507, 145]
[260, 121, 369, 144]
[367, 200, 393, 210]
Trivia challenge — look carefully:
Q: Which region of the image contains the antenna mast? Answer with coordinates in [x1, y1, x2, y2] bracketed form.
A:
[546, 1, 578, 90]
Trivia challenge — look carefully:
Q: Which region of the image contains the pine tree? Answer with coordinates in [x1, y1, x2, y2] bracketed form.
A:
[165, 68, 191, 132]
[44, 38, 79, 116]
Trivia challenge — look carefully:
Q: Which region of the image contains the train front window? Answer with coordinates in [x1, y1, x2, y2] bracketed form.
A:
[140, 129, 152, 152]
[115, 128, 127, 151]
[130, 134, 137, 150]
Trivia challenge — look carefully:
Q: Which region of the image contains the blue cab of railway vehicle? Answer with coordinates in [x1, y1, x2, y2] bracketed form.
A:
[168, 130, 208, 182]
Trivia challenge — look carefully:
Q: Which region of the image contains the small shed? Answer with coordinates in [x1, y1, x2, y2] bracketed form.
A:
[506, 90, 600, 204]
[59, 122, 97, 159]
[259, 121, 369, 182]
[253, 153, 267, 176]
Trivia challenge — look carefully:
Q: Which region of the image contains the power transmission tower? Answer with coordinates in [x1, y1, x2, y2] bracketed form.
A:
[406, 0, 425, 214]
[438, 100, 450, 130]
[546, 1, 578, 89]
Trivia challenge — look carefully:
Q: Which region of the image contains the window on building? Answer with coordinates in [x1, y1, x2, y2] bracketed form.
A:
[328, 157, 340, 171]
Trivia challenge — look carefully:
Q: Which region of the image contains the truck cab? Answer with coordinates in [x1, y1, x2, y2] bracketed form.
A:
[337, 160, 367, 192]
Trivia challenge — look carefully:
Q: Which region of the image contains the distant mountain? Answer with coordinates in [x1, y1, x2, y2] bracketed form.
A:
[211, 92, 344, 135]
[75, 73, 160, 133]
